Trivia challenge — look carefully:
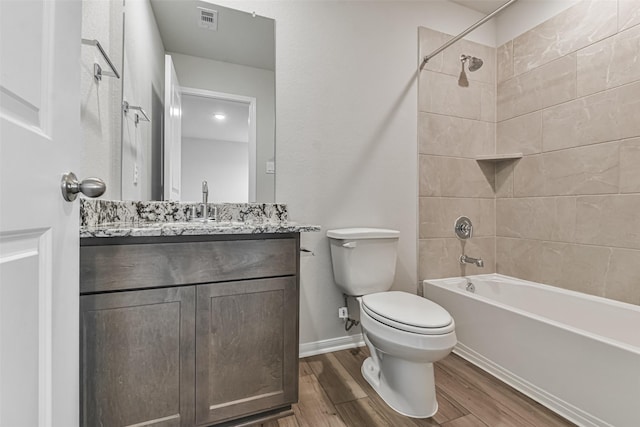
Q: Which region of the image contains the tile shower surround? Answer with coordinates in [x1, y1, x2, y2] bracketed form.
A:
[418, 25, 497, 282]
[419, 0, 640, 306]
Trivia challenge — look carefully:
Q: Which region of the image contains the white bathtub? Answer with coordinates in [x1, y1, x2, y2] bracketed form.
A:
[423, 273, 640, 427]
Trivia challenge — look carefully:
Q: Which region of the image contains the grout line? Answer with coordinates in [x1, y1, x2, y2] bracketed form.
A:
[495, 235, 640, 253]
[418, 196, 496, 200]
[494, 195, 497, 272]
[499, 193, 640, 200]
[425, 133, 637, 159]
[418, 153, 492, 160]
[602, 247, 614, 299]
[430, 193, 640, 200]
[419, 110, 494, 124]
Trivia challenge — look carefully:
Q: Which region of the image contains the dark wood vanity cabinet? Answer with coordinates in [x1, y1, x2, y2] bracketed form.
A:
[80, 286, 195, 427]
[80, 234, 300, 427]
[195, 277, 298, 425]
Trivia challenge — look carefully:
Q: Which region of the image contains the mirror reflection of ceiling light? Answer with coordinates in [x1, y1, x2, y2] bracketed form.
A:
[213, 113, 226, 120]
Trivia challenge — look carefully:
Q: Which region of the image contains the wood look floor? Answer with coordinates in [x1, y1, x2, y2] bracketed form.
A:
[260, 347, 575, 427]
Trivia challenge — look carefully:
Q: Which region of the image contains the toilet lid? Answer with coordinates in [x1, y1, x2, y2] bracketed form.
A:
[326, 228, 400, 239]
[362, 291, 453, 334]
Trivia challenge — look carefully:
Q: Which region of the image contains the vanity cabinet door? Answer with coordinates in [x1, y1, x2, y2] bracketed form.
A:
[195, 277, 299, 426]
[80, 286, 196, 427]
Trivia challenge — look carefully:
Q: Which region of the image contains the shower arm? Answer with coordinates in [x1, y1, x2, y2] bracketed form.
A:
[420, 0, 519, 69]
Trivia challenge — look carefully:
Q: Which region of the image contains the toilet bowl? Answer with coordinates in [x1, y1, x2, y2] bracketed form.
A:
[326, 228, 457, 418]
[358, 291, 456, 418]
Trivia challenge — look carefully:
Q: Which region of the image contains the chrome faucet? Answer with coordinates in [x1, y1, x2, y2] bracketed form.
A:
[201, 180, 208, 222]
[460, 254, 484, 268]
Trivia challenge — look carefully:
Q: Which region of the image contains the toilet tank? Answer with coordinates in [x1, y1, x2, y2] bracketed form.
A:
[326, 228, 399, 296]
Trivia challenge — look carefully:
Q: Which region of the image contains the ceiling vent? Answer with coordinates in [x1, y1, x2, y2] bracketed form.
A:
[197, 7, 218, 31]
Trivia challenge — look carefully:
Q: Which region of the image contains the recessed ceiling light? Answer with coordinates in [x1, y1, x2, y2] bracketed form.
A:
[213, 113, 226, 120]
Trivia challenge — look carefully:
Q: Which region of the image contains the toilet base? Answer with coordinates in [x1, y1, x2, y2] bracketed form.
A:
[361, 354, 438, 418]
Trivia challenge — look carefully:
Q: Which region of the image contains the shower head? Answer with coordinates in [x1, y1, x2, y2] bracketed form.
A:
[469, 57, 483, 71]
[461, 54, 483, 72]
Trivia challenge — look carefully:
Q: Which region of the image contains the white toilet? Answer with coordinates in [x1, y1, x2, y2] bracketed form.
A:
[327, 228, 456, 418]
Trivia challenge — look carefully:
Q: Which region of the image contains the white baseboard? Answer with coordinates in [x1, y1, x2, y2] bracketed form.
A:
[299, 334, 365, 358]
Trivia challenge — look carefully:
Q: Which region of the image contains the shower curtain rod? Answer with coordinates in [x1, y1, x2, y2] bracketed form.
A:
[420, 0, 519, 69]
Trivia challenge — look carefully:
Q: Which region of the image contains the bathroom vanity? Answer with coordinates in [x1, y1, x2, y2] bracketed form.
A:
[79, 200, 319, 427]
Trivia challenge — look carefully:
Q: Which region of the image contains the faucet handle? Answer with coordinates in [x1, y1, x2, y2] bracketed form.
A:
[454, 216, 473, 239]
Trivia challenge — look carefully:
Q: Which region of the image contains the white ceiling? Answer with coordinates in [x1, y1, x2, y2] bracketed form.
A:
[181, 94, 250, 143]
[450, 0, 511, 14]
[149, 0, 275, 71]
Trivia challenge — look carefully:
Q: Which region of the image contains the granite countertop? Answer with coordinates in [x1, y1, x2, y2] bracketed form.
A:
[80, 220, 321, 238]
[80, 199, 320, 238]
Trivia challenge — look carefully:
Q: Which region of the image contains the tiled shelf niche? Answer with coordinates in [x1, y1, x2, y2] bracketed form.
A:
[475, 153, 523, 162]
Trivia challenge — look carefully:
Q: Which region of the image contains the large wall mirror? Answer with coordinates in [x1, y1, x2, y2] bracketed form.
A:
[80, 0, 275, 203]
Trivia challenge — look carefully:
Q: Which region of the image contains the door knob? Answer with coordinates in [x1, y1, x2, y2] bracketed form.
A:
[60, 172, 106, 202]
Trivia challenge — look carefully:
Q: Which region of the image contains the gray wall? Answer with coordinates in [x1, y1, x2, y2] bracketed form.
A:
[215, 0, 496, 348]
[80, 0, 123, 200]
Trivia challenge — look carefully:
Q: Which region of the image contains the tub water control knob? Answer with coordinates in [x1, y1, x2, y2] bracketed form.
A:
[454, 216, 473, 239]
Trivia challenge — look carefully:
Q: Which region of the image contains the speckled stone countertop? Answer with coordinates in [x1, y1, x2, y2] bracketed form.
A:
[80, 199, 320, 238]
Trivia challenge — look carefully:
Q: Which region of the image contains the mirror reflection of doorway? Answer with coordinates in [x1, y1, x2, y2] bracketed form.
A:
[180, 89, 256, 203]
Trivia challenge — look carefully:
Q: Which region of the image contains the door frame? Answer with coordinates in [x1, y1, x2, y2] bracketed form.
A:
[164, 54, 182, 201]
[180, 86, 257, 202]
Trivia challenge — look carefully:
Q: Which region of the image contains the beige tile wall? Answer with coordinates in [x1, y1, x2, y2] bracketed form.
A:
[511, 0, 617, 76]
[495, 0, 640, 306]
[419, 1, 640, 305]
[418, 27, 496, 280]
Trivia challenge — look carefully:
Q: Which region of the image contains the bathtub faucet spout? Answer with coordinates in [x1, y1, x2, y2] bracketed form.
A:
[460, 254, 484, 268]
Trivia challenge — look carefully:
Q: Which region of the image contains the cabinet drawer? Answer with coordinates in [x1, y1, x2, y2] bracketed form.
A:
[80, 238, 297, 294]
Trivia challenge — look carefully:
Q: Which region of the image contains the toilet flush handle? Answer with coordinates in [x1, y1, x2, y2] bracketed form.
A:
[342, 241, 357, 249]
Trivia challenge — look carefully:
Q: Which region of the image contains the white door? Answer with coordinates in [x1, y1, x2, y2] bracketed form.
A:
[0, 1, 82, 426]
[164, 54, 182, 201]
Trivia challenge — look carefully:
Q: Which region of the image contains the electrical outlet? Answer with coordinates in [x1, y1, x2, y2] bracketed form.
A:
[338, 307, 348, 319]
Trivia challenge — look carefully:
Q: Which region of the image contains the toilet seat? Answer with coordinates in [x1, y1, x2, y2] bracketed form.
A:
[362, 291, 454, 335]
